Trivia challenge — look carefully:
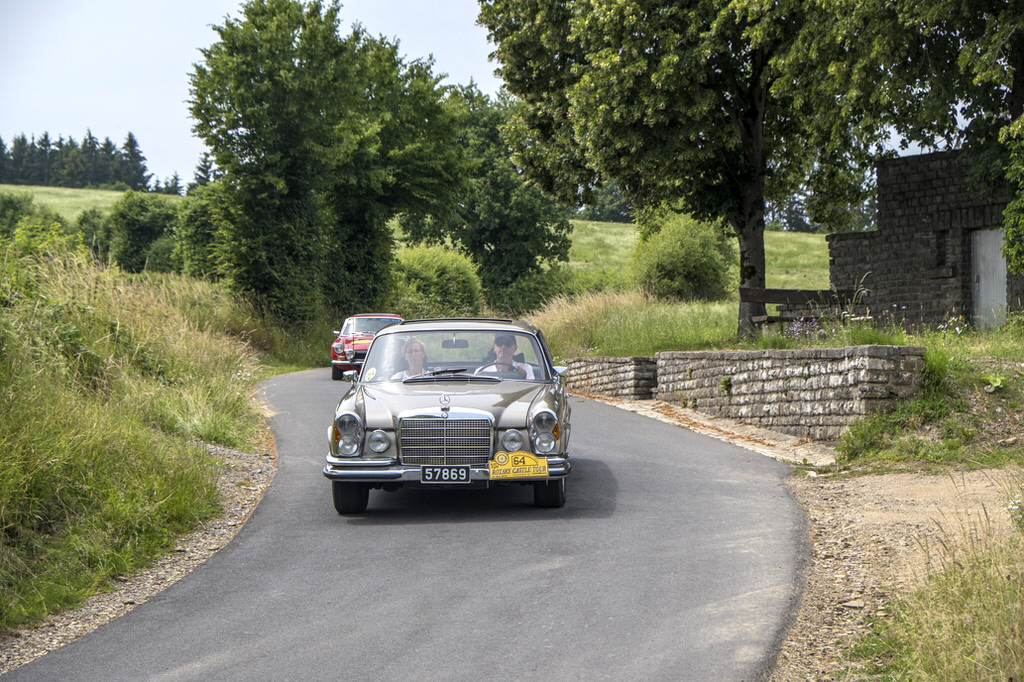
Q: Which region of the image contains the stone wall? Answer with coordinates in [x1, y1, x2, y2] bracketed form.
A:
[564, 356, 657, 399]
[656, 346, 925, 441]
[828, 151, 1023, 327]
[565, 346, 926, 441]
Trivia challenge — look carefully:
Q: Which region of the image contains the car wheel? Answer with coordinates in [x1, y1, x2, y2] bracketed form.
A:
[331, 365, 344, 381]
[533, 478, 566, 508]
[332, 482, 369, 514]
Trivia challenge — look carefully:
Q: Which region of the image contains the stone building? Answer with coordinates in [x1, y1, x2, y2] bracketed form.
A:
[827, 151, 1024, 329]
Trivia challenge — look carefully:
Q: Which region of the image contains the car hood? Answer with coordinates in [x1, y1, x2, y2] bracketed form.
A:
[343, 380, 562, 429]
[340, 334, 374, 348]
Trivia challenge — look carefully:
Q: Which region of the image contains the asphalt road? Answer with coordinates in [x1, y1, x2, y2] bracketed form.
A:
[6, 369, 806, 681]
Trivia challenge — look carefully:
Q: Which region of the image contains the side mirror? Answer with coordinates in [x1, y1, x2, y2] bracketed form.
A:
[343, 370, 358, 382]
[553, 366, 567, 377]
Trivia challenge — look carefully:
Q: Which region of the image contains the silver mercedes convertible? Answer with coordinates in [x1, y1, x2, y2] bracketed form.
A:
[322, 318, 572, 514]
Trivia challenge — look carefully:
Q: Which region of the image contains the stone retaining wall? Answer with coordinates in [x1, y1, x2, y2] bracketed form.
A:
[565, 346, 926, 441]
[564, 356, 657, 399]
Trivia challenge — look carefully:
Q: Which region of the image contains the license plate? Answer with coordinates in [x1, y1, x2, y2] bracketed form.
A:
[489, 452, 549, 480]
[421, 465, 471, 484]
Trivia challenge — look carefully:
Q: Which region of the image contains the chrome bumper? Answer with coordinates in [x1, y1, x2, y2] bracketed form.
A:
[322, 454, 572, 483]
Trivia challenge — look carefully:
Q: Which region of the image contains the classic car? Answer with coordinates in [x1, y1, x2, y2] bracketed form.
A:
[331, 313, 403, 380]
[323, 318, 572, 514]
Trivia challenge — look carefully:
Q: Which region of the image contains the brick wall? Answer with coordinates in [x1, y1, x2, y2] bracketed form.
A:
[828, 151, 1022, 327]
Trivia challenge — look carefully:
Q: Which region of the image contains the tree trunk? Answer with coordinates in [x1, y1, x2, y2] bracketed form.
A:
[736, 52, 769, 337]
[736, 208, 767, 338]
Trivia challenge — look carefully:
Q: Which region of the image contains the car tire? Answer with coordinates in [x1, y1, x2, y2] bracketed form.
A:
[332, 482, 369, 514]
[533, 478, 566, 508]
[331, 365, 344, 381]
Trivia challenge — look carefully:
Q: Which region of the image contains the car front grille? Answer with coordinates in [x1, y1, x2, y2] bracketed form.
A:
[399, 418, 492, 466]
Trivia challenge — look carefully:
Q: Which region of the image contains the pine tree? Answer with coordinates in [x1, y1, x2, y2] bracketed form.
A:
[119, 133, 151, 191]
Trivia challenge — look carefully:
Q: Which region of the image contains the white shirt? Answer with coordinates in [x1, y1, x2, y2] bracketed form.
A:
[475, 361, 534, 379]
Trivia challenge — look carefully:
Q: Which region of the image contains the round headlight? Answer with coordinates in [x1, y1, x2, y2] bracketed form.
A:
[334, 413, 362, 456]
[534, 431, 557, 454]
[501, 429, 525, 452]
[533, 411, 558, 434]
[367, 429, 391, 453]
[531, 411, 559, 454]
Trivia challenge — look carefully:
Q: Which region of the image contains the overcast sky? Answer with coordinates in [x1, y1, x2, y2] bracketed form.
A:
[0, 0, 502, 184]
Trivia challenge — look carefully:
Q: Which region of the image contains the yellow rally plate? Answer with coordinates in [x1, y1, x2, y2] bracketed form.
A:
[489, 451, 548, 480]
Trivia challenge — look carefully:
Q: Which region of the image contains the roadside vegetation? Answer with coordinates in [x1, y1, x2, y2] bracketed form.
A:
[2, 185, 1024, 681]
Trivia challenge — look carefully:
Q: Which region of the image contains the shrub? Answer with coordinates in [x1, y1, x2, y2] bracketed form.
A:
[633, 211, 735, 301]
[106, 191, 179, 273]
[486, 267, 574, 317]
[393, 245, 484, 318]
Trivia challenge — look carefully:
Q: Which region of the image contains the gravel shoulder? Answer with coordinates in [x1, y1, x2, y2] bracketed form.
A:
[1, 396, 1016, 679]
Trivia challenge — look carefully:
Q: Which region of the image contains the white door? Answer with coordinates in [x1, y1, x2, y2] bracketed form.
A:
[971, 228, 1007, 329]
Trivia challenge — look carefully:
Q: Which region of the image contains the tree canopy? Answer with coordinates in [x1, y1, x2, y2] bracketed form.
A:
[479, 0, 874, 333]
[189, 0, 470, 319]
[799, 0, 1024, 270]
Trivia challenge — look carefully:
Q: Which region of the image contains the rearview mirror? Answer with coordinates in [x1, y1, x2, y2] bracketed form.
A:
[442, 338, 469, 349]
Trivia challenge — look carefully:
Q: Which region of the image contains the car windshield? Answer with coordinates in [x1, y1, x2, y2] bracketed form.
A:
[360, 329, 549, 383]
[343, 317, 399, 335]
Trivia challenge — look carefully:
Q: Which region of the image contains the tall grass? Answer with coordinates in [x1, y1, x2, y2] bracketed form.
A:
[0, 247, 264, 627]
[851, 478, 1024, 680]
[527, 290, 737, 360]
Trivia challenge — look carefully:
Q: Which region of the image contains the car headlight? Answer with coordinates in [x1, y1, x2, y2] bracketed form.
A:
[333, 413, 363, 456]
[367, 429, 391, 453]
[501, 429, 525, 452]
[530, 411, 559, 454]
[345, 349, 356, 361]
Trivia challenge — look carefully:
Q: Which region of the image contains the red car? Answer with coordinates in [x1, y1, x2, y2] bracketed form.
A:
[331, 313, 403, 380]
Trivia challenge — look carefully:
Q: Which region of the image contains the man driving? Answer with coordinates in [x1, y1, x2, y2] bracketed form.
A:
[476, 334, 534, 379]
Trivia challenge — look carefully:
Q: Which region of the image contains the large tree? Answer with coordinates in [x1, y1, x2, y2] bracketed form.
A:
[479, 0, 880, 334]
[190, 0, 468, 319]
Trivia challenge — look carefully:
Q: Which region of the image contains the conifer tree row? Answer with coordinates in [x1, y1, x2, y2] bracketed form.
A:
[0, 131, 158, 192]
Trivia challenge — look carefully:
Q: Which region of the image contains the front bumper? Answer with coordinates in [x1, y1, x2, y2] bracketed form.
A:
[331, 358, 364, 371]
[322, 454, 572, 483]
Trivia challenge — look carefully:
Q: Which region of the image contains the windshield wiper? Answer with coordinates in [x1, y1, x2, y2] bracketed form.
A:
[403, 369, 499, 383]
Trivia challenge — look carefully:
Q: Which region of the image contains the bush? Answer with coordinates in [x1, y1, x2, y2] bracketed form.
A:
[393, 245, 484, 318]
[173, 184, 224, 280]
[487, 267, 575, 317]
[106, 191, 179, 273]
[633, 212, 735, 301]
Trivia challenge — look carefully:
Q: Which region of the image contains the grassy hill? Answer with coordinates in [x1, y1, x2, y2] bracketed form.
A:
[0, 184, 156, 220]
[568, 219, 830, 291]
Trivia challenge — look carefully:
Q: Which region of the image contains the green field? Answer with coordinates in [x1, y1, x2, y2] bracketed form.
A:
[1, 184, 131, 219]
[568, 219, 831, 293]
